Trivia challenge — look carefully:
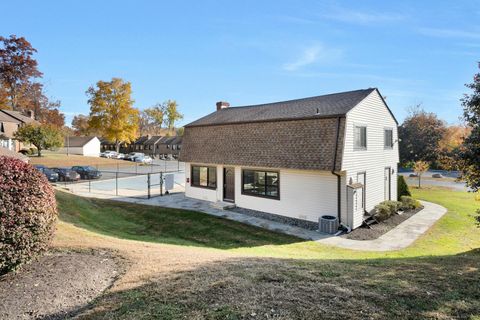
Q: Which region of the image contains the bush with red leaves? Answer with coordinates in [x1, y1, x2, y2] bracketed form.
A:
[0, 156, 57, 274]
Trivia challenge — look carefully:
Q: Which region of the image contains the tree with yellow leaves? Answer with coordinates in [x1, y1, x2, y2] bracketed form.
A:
[413, 160, 430, 189]
[86, 78, 139, 152]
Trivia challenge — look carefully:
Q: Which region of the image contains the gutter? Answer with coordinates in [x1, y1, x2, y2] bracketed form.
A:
[331, 117, 342, 225]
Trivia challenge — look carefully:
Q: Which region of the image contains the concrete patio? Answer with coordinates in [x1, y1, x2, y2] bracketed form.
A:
[61, 187, 447, 252]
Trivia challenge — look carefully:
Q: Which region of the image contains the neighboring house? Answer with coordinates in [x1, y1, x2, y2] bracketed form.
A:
[0, 146, 29, 163]
[59, 136, 101, 157]
[0, 109, 37, 152]
[100, 135, 183, 158]
[179, 88, 399, 230]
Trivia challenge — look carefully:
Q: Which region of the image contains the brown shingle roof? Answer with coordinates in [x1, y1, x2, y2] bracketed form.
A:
[0, 110, 37, 124]
[0, 147, 29, 162]
[179, 117, 345, 171]
[179, 89, 378, 171]
[186, 88, 375, 127]
[0, 111, 21, 123]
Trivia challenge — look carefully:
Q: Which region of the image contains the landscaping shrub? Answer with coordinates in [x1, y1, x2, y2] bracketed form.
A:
[374, 200, 401, 221]
[0, 156, 57, 274]
[397, 175, 411, 200]
[400, 196, 421, 211]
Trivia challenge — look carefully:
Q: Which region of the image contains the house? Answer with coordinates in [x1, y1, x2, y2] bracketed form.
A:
[0, 146, 29, 162]
[58, 136, 101, 157]
[0, 109, 37, 152]
[100, 135, 183, 158]
[179, 88, 399, 230]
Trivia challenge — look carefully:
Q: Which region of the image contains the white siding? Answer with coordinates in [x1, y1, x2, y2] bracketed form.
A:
[82, 138, 101, 157]
[342, 90, 399, 214]
[184, 163, 339, 223]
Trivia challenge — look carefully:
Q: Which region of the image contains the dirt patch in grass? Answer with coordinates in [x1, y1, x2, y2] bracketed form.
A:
[342, 206, 424, 241]
[0, 250, 121, 320]
[77, 251, 480, 319]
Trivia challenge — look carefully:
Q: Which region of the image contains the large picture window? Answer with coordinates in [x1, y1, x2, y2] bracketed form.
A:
[354, 126, 367, 149]
[242, 169, 279, 199]
[191, 165, 217, 189]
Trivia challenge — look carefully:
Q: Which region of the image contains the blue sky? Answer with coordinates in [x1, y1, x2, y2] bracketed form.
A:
[1, 0, 478, 126]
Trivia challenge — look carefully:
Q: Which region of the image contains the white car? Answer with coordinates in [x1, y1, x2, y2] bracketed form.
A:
[100, 151, 118, 158]
[125, 152, 145, 161]
[114, 153, 125, 159]
[133, 155, 153, 164]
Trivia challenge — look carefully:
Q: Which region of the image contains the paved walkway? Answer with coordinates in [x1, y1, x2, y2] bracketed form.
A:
[62, 187, 447, 252]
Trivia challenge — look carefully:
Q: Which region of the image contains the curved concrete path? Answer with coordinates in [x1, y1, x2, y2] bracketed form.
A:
[318, 201, 447, 251]
[62, 186, 447, 252]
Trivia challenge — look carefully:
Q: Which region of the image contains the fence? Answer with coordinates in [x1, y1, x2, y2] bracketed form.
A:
[58, 162, 185, 199]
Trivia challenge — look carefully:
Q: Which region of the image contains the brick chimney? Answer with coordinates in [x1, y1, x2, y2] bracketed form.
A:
[216, 101, 230, 111]
[27, 110, 35, 119]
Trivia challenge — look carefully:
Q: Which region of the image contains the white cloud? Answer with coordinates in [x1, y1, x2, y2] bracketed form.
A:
[418, 27, 480, 39]
[282, 44, 342, 71]
[321, 9, 405, 25]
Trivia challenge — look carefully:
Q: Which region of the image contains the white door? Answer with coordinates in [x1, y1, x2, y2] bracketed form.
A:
[384, 167, 391, 201]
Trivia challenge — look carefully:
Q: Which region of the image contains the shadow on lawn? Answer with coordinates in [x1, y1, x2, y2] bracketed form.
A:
[59, 249, 480, 320]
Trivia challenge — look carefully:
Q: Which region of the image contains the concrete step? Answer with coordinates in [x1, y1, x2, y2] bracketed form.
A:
[211, 201, 236, 210]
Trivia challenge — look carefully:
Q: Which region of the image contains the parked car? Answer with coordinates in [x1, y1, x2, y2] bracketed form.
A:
[71, 166, 102, 180]
[166, 154, 174, 160]
[125, 152, 145, 161]
[133, 155, 153, 164]
[159, 154, 166, 160]
[432, 173, 444, 178]
[409, 173, 418, 177]
[100, 151, 118, 158]
[51, 167, 81, 182]
[34, 165, 59, 182]
[115, 153, 125, 159]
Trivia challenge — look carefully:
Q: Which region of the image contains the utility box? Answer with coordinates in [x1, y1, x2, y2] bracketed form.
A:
[347, 182, 364, 229]
[164, 174, 174, 191]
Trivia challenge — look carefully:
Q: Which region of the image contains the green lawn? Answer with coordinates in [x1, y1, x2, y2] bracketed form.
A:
[56, 191, 299, 249]
[56, 187, 480, 319]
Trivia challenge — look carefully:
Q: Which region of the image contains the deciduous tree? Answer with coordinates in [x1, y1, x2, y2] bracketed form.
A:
[86, 78, 139, 152]
[14, 123, 63, 156]
[0, 35, 42, 110]
[164, 100, 183, 130]
[139, 103, 165, 135]
[459, 64, 480, 192]
[398, 105, 447, 165]
[413, 160, 429, 189]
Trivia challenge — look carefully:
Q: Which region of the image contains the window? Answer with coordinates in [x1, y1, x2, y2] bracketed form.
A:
[354, 126, 367, 149]
[242, 169, 279, 199]
[384, 129, 393, 148]
[191, 165, 217, 189]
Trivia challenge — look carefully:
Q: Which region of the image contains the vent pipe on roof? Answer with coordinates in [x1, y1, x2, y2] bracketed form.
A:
[216, 101, 230, 111]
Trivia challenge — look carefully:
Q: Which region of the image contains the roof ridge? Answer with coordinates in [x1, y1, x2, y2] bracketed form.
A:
[223, 88, 375, 110]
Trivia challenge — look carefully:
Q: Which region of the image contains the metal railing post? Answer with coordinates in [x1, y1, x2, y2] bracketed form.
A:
[160, 172, 163, 196]
[116, 172, 118, 196]
[88, 179, 91, 193]
[147, 173, 151, 199]
[135, 163, 138, 175]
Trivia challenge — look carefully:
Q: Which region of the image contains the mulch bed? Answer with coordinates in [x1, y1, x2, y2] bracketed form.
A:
[342, 206, 424, 240]
[0, 249, 121, 320]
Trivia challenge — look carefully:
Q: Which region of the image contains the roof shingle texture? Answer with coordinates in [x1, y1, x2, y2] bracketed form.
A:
[65, 136, 96, 147]
[179, 117, 345, 171]
[186, 88, 375, 127]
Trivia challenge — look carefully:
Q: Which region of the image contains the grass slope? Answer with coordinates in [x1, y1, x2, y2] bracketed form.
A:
[56, 191, 299, 249]
[55, 187, 480, 319]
